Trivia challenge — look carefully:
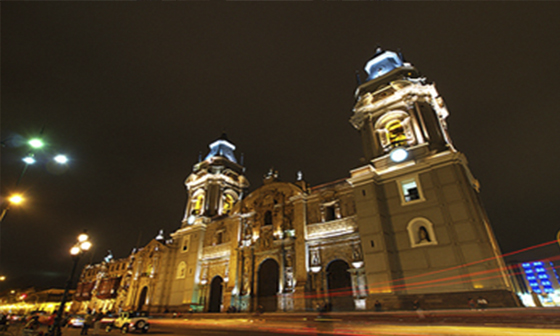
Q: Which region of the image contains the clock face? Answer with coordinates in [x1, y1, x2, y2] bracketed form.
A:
[390, 148, 408, 163]
[187, 215, 195, 225]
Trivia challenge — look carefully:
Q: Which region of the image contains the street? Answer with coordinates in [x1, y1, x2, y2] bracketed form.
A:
[13, 312, 559, 336]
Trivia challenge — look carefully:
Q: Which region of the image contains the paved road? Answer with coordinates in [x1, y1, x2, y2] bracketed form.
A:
[8, 311, 560, 336]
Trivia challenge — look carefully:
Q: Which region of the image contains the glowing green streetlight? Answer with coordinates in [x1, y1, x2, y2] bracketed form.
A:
[28, 138, 44, 149]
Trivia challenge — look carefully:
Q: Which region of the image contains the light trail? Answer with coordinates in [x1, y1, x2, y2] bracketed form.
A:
[297, 240, 559, 301]
[365, 240, 558, 289]
[150, 318, 560, 336]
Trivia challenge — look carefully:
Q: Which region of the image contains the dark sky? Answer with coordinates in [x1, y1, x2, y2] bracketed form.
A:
[2, 4, 560, 290]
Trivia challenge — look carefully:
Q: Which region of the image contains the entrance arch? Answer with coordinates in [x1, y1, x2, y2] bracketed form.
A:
[208, 276, 224, 312]
[326, 260, 354, 311]
[257, 258, 279, 312]
[137, 286, 148, 311]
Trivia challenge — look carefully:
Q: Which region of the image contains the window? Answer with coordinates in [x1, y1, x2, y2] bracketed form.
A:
[374, 111, 415, 151]
[191, 192, 204, 215]
[222, 193, 235, 214]
[321, 201, 341, 222]
[402, 180, 420, 201]
[181, 235, 190, 253]
[418, 226, 431, 243]
[407, 218, 437, 248]
[215, 231, 224, 245]
[386, 120, 408, 147]
[397, 175, 425, 205]
[264, 211, 273, 226]
[325, 206, 336, 221]
[176, 262, 186, 279]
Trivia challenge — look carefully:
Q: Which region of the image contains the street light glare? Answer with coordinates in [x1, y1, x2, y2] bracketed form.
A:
[54, 155, 69, 164]
[78, 233, 89, 242]
[28, 138, 44, 148]
[9, 195, 24, 205]
[23, 156, 36, 164]
[80, 241, 92, 251]
[70, 246, 81, 255]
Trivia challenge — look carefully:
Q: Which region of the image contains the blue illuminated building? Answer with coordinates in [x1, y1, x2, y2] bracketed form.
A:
[515, 259, 560, 306]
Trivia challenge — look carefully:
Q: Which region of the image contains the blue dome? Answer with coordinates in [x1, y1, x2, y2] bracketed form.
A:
[364, 50, 404, 81]
[204, 133, 237, 163]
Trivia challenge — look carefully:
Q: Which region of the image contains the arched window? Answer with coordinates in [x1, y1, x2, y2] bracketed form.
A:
[191, 192, 205, 215]
[176, 261, 187, 279]
[222, 193, 236, 215]
[407, 218, 437, 248]
[418, 226, 431, 243]
[264, 211, 273, 226]
[375, 111, 415, 151]
[385, 120, 407, 147]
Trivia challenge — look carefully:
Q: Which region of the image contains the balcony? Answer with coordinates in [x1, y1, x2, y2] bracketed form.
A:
[202, 243, 231, 260]
[306, 216, 358, 240]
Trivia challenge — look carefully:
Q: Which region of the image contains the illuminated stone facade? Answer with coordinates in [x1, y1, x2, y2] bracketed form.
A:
[74, 50, 518, 313]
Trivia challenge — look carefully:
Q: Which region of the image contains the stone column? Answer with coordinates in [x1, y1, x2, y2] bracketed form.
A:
[349, 267, 367, 310]
[291, 194, 308, 311]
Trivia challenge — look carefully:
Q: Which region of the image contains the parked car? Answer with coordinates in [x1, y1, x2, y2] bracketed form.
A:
[66, 315, 85, 328]
[105, 312, 149, 334]
[8, 314, 24, 323]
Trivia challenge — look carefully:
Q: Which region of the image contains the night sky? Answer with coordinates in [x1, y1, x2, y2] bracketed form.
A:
[2, 4, 560, 290]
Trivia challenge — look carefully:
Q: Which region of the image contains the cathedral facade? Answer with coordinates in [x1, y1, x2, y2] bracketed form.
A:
[73, 50, 518, 313]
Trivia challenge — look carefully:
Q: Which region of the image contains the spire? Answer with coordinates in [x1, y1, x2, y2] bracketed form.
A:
[204, 133, 237, 163]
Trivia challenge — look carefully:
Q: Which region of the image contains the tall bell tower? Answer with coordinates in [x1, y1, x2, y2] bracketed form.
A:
[182, 133, 249, 226]
[348, 49, 517, 309]
[350, 48, 454, 168]
[167, 134, 249, 310]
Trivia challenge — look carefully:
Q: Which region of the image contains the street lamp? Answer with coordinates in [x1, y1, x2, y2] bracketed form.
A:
[54, 155, 68, 164]
[8, 194, 24, 205]
[28, 138, 45, 149]
[47, 232, 92, 336]
[0, 194, 25, 224]
[0, 132, 70, 223]
[0, 130, 70, 287]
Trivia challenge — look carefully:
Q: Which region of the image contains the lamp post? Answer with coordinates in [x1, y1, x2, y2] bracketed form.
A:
[0, 132, 69, 281]
[0, 132, 69, 223]
[47, 232, 92, 336]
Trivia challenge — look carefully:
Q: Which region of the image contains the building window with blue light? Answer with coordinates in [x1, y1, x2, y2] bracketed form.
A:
[398, 175, 425, 205]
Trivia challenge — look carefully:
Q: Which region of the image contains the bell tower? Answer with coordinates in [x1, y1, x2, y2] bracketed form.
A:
[351, 48, 454, 169]
[348, 49, 517, 309]
[182, 134, 249, 227]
